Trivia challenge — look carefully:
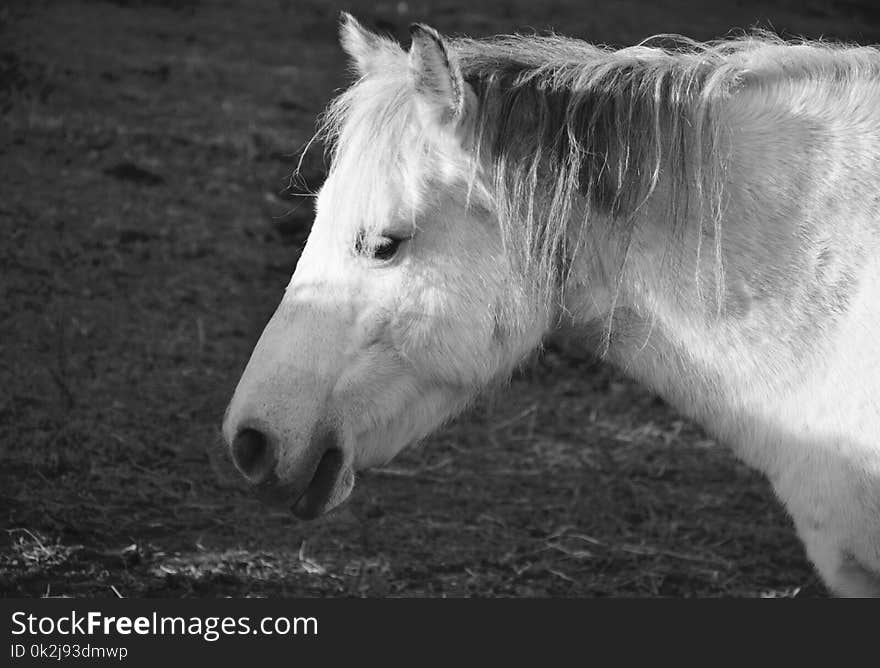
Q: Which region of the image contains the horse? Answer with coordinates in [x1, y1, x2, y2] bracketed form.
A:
[221, 13, 880, 596]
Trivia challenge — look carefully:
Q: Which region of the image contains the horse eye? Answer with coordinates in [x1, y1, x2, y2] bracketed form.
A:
[373, 236, 402, 261]
[354, 232, 405, 262]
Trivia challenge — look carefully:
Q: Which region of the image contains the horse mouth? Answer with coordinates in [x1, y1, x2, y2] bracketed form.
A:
[291, 448, 354, 520]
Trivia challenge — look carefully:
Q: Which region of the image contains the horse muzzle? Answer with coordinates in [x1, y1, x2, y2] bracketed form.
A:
[227, 422, 355, 519]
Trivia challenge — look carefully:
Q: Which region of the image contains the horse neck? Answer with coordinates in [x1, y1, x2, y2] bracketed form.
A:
[559, 187, 705, 335]
[555, 193, 742, 437]
[559, 68, 880, 422]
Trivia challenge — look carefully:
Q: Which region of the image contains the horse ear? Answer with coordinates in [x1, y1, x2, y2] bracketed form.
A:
[339, 12, 386, 76]
[408, 23, 474, 134]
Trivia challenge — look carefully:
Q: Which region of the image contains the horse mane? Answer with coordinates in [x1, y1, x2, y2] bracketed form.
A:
[318, 30, 880, 317]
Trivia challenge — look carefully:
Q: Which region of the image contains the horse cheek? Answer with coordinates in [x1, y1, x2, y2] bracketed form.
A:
[390, 286, 483, 389]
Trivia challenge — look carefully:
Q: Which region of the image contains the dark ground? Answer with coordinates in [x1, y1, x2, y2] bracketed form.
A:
[2, 0, 878, 598]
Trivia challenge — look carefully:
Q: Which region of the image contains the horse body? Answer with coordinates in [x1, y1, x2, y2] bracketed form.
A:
[567, 65, 880, 595]
[222, 15, 880, 595]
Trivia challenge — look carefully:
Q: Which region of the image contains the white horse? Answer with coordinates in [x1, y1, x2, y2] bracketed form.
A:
[222, 14, 880, 596]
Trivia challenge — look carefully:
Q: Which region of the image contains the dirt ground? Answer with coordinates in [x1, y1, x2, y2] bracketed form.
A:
[2, 0, 878, 598]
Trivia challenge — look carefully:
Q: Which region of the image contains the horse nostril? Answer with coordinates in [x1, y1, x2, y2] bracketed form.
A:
[231, 428, 276, 483]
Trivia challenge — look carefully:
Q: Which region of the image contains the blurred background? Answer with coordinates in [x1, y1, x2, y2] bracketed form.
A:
[2, 0, 878, 597]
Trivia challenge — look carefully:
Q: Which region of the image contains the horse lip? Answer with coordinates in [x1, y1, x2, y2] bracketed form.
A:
[253, 475, 299, 507]
[291, 448, 353, 520]
[251, 447, 324, 508]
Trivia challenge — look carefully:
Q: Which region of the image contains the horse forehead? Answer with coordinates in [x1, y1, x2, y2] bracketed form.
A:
[318, 154, 426, 227]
